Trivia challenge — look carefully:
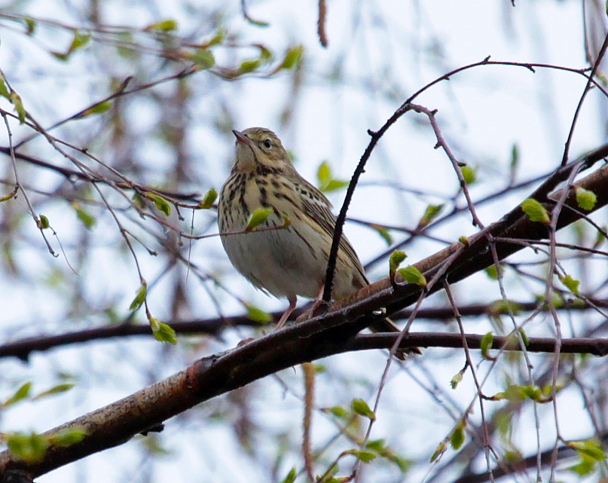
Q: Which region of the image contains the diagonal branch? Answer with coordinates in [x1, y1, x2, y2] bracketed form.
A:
[1, 329, 607, 478]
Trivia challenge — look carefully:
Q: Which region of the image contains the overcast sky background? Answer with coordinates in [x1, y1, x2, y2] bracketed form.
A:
[0, 0, 606, 481]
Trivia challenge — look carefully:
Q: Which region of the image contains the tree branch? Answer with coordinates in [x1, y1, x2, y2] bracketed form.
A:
[1, 326, 607, 478]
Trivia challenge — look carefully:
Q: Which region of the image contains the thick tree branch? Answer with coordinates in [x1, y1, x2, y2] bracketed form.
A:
[1, 327, 607, 478]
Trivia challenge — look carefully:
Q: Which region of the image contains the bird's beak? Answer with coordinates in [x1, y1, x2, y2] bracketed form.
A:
[232, 130, 252, 146]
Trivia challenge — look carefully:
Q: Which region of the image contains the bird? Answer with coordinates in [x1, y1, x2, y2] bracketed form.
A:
[218, 127, 418, 359]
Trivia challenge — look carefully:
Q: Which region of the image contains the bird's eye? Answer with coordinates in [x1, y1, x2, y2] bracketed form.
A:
[263, 139, 272, 149]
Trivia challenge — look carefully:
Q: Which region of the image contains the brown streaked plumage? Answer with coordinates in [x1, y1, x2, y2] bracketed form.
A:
[218, 127, 419, 359]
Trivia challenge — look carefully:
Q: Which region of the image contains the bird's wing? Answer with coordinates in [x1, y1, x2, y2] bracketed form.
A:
[295, 177, 369, 285]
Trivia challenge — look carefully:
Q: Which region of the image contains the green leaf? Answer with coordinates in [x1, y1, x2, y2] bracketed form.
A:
[518, 385, 542, 401]
[510, 144, 519, 171]
[352, 399, 375, 421]
[494, 384, 543, 402]
[145, 19, 178, 32]
[569, 458, 596, 476]
[547, 292, 565, 309]
[141, 434, 169, 455]
[0, 191, 15, 203]
[418, 204, 444, 228]
[575, 187, 597, 211]
[281, 468, 297, 483]
[33, 383, 74, 400]
[281, 45, 303, 69]
[389, 250, 407, 277]
[190, 49, 215, 70]
[243, 13, 269, 27]
[245, 304, 273, 324]
[430, 442, 446, 462]
[542, 383, 562, 397]
[370, 224, 392, 245]
[116, 33, 135, 58]
[52, 52, 69, 61]
[387, 454, 412, 473]
[70, 31, 91, 52]
[450, 370, 464, 389]
[521, 198, 550, 224]
[0, 75, 10, 98]
[150, 318, 177, 344]
[240, 59, 261, 73]
[593, 226, 606, 249]
[38, 214, 50, 229]
[53, 31, 91, 60]
[9, 92, 26, 123]
[345, 449, 377, 463]
[24, 17, 37, 35]
[322, 179, 348, 192]
[317, 161, 348, 193]
[206, 28, 225, 47]
[488, 299, 522, 316]
[397, 266, 427, 287]
[496, 411, 512, 438]
[365, 439, 387, 453]
[480, 332, 494, 360]
[82, 101, 112, 117]
[198, 188, 218, 209]
[3, 382, 32, 407]
[132, 192, 146, 209]
[73, 204, 96, 229]
[461, 165, 476, 184]
[129, 282, 147, 311]
[328, 406, 349, 419]
[485, 265, 498, 279]
[450, 421, 466, 450]
[568, 439, 606, 461]
[560, 274, 580, 294]
[150, 194, 171, 216]
[48, 426, 87, 446]
[494, 385, 522, 402]
[246, 207, 273, 231]
[7, 432, 49, 463]
[258, 46, 272, 61]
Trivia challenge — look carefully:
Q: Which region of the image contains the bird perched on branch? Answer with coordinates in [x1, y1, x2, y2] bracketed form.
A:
[219, 127, 419, 359]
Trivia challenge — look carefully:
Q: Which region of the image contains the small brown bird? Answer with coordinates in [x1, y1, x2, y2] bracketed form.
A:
[218, 127, 417, 359]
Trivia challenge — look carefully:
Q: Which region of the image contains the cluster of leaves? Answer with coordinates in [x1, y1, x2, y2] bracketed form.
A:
[288, 399, 413, 482]
[1, 382, 85, 463]
[389, 250, 427, 287]
[1, 14, 304, 78]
